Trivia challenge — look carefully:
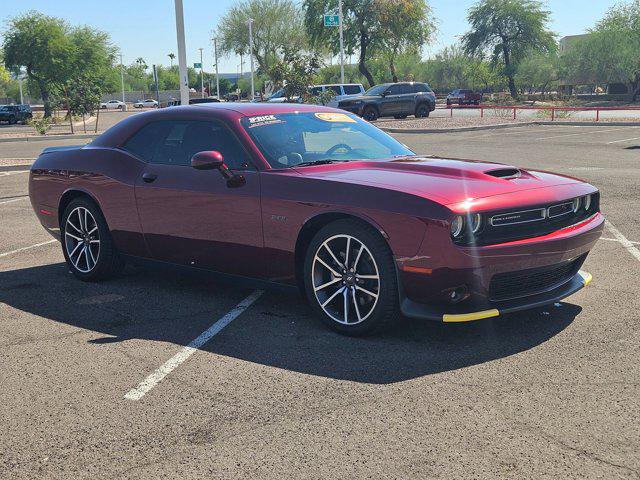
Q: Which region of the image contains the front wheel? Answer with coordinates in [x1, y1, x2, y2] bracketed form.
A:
[362, 107, 378, 122]
[61, 198, 124, 281]
[415, 104, 430, 118]
[303, 220, 400, 336]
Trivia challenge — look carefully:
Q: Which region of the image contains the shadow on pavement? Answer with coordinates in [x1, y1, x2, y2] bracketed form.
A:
[0, 263, 581, 384]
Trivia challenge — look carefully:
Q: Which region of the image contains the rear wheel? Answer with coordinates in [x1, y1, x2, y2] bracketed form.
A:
[304, 219, 400, 336]
[8, 115, 16, 125]
[415, 103, 430, 118]
[61, 198, 124, 281]
[362, 106, 378, 122]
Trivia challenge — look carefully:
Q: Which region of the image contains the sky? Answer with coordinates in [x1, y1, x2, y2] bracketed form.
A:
[0, 0, 619, 74]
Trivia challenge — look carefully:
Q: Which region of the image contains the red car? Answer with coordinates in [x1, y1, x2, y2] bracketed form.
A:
[29, 103, 603, 335]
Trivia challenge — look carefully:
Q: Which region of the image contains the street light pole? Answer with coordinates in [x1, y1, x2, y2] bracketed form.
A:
[338, 0, 345, 84]
[213, 37, 220, 99]
[18, 71, 24, 104]
[119, 53, 125, 104]
[174, 0, 190, 105]
[248, 18, 255, 101]
[199, 47, 204, 98]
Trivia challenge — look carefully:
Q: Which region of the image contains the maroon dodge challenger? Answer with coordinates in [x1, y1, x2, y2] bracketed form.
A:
[29, 103, 603, 335]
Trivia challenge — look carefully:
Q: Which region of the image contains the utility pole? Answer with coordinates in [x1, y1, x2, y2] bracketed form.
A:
[17, 70, 24, 104]
[248, 18, 255, 101]
[119, 53, 125, 103]
[213, 37, 220, 99]
[338, 0, 345, 84]
[152, 64, 160, 103]
[174, 0, 190, 105]
[199, 47, 205, 98]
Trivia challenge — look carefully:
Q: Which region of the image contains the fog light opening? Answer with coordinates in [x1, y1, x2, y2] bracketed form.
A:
[443, 285, 470, 304]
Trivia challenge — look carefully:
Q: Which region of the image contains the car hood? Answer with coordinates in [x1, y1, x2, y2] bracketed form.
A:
[292, 156, 586, 207]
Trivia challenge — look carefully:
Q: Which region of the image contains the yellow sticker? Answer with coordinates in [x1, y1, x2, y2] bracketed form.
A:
[314, 112, 357, 123]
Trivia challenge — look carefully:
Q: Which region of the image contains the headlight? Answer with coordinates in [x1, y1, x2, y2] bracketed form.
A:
[450, 216, 464, 238]
[572, 197, 581, 213]
[583, 194, 592, 211]
[469, 213, 482, 233]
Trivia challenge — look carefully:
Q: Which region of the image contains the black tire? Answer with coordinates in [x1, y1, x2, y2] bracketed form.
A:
[61, 197, 124, 282]
[393, 114, 408, 119]
[8, 115, 16, 125]
[362, 106, 378, 122]
[303, 219, 400, 336]
[415, 103, 430, 118]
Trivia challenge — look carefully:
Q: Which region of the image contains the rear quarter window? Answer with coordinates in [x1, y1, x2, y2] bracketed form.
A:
[343, 85, 362, 95]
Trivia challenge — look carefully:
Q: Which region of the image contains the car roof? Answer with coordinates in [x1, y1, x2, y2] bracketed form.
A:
[192, 102, 340, 116]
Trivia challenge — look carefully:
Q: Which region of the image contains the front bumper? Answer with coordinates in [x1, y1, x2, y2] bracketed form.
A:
[401, 270, 592, 322]
[338, 104, 364, 115]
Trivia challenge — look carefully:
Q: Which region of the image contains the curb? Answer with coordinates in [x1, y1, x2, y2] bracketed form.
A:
[535, 121, 640, 127]
[0, 133, 99, 144]
[380, 122, 535, 134]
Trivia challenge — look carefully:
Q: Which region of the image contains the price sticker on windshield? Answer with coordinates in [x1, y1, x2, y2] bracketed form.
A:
[247, 114, 285, 128]
[314, 112, 356, 123]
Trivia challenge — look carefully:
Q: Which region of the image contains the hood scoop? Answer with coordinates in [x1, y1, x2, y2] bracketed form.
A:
[485, 167, 522, 179]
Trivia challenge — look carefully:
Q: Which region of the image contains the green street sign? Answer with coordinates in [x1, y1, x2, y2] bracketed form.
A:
[324, 14, 339, 27]
[193, 62, 202, 69]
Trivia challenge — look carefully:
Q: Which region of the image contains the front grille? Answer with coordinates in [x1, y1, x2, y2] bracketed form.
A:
[489, 255, 585, 302]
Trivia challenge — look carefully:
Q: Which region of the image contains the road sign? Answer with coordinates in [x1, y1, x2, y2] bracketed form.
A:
[324, 14, 339, 27]
[193, 62, 202, 69]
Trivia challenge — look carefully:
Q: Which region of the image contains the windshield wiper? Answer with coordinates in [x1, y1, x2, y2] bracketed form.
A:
[292, 159, 349, 167]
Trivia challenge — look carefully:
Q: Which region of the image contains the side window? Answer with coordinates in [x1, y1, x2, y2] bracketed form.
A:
[387, 84, 402, 95]
[123, 121, 253, 170]
[328, 85, 342, 95]
[310, 86, 323, 96]
[398, 84, 413, 95]
[343, 85, 361, 95]
[413, 84, 428, 93]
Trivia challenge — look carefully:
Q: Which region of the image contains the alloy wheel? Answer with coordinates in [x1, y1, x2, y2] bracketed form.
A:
[311, 234, 380, 325]
[64, 206, 100, 273]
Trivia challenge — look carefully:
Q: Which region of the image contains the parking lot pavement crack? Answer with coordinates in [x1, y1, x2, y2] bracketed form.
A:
[511, 420, 640, 478]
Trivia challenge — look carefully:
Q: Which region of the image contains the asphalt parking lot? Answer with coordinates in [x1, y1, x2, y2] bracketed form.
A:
[1, 124, 639, 479]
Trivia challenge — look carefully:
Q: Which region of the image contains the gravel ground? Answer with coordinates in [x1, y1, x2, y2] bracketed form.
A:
[377, 116, 528, 130]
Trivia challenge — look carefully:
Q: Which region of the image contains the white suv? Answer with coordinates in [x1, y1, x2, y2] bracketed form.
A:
[310, 84, 366, 108]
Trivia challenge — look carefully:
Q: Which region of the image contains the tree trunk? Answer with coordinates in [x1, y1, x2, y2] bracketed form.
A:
[390, 59, 398, 83]
[358, 30, 375, 88]
[502, 45, 518, 99]
[631, 76, 640, 102]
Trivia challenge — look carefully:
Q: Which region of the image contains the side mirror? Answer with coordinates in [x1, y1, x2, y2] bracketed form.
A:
[380, 91, 387, 97]
[191, 150, 224, 170]
[190, 150, 246, 188]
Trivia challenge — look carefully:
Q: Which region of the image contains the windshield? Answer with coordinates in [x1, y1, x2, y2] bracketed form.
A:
[364, 85, 388, 96]
[241, 112, 414, 169]
[269, 89, 284, 99]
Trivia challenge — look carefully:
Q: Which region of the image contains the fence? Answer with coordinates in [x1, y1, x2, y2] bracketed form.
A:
[438, 104, 640, 121]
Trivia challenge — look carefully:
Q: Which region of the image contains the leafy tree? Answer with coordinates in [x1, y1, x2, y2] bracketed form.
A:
[374, 0, 435, 82]
[218, 0, 307, 76]
[304, 0, 381, 87]
[3, 11, 115, 116]
[515, 52, 558, 95]
[562, 0, 640, 100]
[266, 46, 321, 100]
[462, 0, 556, 98]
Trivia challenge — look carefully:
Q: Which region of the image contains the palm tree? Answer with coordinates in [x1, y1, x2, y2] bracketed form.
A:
[135, 57, 147, 69]
[168, 52, 175, 67]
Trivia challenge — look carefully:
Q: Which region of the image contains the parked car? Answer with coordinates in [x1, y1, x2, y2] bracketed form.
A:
[338, 82, 436, 121]
[100, 100, 126, 110]
[264, 88, 302, 104]
[133, 99, 159, 108]
[29, 103, 603, 336]
[189, 97, 221, 104]
[446, 89, 483, 106]
[0, 104, 33, 124]
[309, 84, 366, 108]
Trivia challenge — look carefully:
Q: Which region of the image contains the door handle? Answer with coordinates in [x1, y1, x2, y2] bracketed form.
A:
[142, 172, 158, 183]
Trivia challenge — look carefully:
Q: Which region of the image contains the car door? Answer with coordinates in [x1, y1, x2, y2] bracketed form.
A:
[128, 119, 264, 278]
[398, 84, 416, 115]
[380, 84, 402, 116]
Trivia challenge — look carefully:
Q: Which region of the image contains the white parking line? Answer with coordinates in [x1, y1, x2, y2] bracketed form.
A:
[0, 170, 30, 176]
[607, 136, 640, 145]
[124, 289, 264, 401]
[0, 239, 57, 259]
[605, 221, 640, 263]
[537, 127, 638, 141]
[601, 237, 640, 245]
[0, 196, 28, 206]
